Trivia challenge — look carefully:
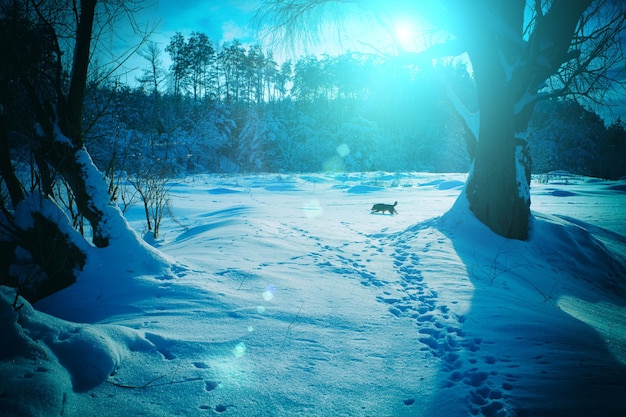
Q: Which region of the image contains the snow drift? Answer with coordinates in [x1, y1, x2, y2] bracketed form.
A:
[1, 172, 625, 417]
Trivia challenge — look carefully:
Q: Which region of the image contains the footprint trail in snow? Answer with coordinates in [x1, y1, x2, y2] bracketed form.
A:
[303, 220, 519, 417]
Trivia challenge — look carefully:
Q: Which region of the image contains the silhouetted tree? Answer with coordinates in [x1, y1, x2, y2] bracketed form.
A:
[0, 0, 160, 302]
[165, 32, 188, 99]
[255, 0, 626, 240]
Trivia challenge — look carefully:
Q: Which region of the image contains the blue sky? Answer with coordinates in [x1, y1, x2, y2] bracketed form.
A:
[109, 0, 423, 83]
[137, 0, 259, 46]
[106, 1, 623, 122]
[110, 1, 260, 83]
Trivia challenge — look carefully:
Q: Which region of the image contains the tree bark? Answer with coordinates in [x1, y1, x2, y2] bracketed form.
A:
[465, 31, 530, 240]
[465, 112, 530, 240]
[60, 0, 96, 145]
[0, 111, 24, 206]
[457, 0, 590, 240]
[16, 211, 87, 303]
[38, 139, 110, 247]
[40, 0, 111, 248]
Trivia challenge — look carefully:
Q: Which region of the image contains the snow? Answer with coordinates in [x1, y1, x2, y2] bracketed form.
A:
[74, 148, 112, 211]
[2, 171, 626, 417]
[515, 145, 530, 202]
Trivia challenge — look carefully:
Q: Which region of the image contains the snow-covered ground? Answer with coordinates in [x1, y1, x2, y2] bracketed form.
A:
[2, 171, 626, 417]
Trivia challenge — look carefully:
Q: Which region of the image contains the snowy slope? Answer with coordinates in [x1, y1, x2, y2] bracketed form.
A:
[2, 172, 625, 417]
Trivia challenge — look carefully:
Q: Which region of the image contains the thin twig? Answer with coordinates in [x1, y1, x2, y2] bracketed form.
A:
[106, 361, 201, 389]
[237, 269, 251, 290]
[281, 301, 304, 348]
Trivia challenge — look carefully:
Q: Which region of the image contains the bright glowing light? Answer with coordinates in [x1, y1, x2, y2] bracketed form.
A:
[393, 19, 419, 51]
[395, 21, 414, 41]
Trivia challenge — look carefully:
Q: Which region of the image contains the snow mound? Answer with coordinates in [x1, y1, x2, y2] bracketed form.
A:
[0, 287, 155, 414]
[431, 194, 626, 415]
[207, 187, 242, 194]
[2, 172, 625, 416]
[346, 184, 385, 193]
[606, 183, 626, 192]
[550, 189, 577, 197]
[264, 183, 298, 191]
[437, 180, 465, 190]
[531, 212, 626, 297]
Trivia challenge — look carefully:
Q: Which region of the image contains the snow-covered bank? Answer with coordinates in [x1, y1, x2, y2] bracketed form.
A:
[2, 172, 625, 416]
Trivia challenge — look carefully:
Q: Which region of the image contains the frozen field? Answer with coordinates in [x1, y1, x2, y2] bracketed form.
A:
[3, 171, 626, 417]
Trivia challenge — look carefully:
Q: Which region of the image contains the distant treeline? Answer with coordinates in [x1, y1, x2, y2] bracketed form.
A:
[83, 33, 625, 179]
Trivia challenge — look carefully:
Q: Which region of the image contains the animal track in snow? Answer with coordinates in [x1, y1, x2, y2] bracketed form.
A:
[205, 380, 219, 392]
[385, 231, 517, 417]
[144, 332, 177, 361]
[291, 222, 519, 416]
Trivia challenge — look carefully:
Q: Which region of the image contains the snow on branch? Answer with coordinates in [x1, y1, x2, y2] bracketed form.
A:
[444, 78, 479, 143]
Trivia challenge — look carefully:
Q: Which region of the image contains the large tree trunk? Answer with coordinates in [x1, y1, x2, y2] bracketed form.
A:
[21, 0, 112, 248]
[5, 0, 134, 249]
[33, 0, 116, 248]
[465, 96, 530, 240]
[38, 137, 111, 247]
[462, 11, 531, 240]
[446, 0, 593, 241]
[1, 0, 170, 302]
[59, 0, 96, 145]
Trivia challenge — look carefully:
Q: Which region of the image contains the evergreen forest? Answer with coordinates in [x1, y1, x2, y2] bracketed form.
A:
[10, 32, 626, 186]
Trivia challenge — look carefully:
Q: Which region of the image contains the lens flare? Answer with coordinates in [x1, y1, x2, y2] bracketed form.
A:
[232, 342, 246, 358]
[336, 143, 350, 157]
[263, 286, 275, 301]
[302, 199, 323, 218]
